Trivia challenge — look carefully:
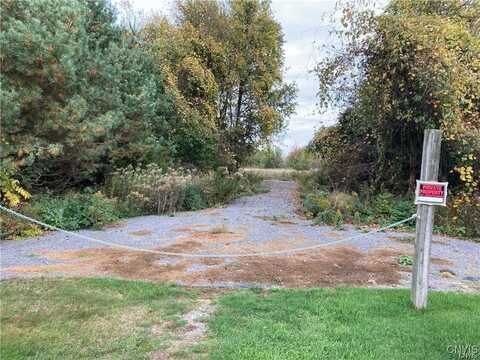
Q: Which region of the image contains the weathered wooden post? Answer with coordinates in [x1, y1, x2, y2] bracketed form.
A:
[411, 129, 443, 310]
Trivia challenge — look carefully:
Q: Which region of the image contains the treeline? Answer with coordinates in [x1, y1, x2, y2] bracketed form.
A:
[245, 145, 320, 170]
[0, 0, 295, 194]
[311, 0, 479, 237]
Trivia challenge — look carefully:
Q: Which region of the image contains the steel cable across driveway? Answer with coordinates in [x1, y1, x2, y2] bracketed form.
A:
[0, 205, 417, 258]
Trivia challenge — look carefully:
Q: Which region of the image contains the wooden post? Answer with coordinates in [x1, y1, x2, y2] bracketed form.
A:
[411, 129, 442, 310]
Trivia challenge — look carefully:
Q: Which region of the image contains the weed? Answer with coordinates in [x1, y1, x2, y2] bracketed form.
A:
[209, 224, 231, 234]
[398, 255, 414, 266]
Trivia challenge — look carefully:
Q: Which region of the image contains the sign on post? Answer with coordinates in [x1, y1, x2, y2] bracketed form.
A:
[415, 181, 448, 206]
[411, 129, 445, 310]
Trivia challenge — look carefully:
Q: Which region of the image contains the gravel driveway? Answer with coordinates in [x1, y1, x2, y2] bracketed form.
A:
[1, 180, 479, 292]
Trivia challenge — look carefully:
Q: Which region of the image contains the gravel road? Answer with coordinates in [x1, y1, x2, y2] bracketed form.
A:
[1, 180, 479, 291]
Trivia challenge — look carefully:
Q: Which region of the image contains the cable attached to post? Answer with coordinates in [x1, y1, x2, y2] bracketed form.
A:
[0, 205, 416, 258]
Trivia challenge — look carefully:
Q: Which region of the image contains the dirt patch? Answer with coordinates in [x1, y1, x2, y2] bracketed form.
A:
[432, 258, 454, 266]
[129, 230, 153, 236]
[150, 298, 215, 359]
[6, 244, 405, 288]
[172, 225, 244, 246]
[162, 240, 203, 253]
[255, 216, 297, 225]
[103, 221, 126, 229]
[196, 246, 403, 287]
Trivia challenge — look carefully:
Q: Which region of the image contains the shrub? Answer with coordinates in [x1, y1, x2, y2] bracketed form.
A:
[299, 179, 478, 237]
[195, 171, 263, 207]
[32, 191, 120, 231]
[107, 164, 193, 215]
[240, 167, 303, 181]
[299, 170, 420, 231]
[205, 172, 242, 205]
[182, 184, 207, 211]
[107, 165, 263, 215]
[2, 165, 265, 238]
[314, 209, 345, 228]
[306, 191, 405, 229]
[302, 192, 330, 217]
[0, 212, 43, 240]
[0, 167, 30, 207]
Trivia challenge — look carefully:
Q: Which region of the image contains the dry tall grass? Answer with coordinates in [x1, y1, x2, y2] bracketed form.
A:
[240, 167, 311, 180]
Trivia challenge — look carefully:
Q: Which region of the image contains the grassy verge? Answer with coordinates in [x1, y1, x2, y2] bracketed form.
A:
[209, 288, 480, 360]
[1, 279, 478, 359]
[0, 278, 196, 359]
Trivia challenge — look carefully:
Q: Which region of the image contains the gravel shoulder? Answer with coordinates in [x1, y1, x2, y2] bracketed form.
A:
[1, 180, 479, 292]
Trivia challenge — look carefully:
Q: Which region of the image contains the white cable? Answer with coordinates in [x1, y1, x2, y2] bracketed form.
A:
[0, 205, 416, 258]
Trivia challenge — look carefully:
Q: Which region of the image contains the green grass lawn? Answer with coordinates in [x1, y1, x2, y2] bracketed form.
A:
[1, 279, 479, 359]
[209, 288, 480, 360]
[0, 278, 197, 359]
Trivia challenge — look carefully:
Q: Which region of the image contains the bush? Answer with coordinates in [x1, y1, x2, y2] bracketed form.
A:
[186, 171, 263, 208]
[107, 165, 193, 215]
[107, 165, 263, 215]
[31, 191, 121, 231]
[0, 166, 30, 207]
[300, 182, 476, 238]
[1, 190, 121, 239]
[302, 192, 330, 216]
[1, 165, 264, 239]
[303, 190, 417, 230]
[0, 212, 43, 240]
[299, 170, 418, 230]
[205, 172, 242, 205]
[182, 184, 207, 211]
[299, 169, 477, 238]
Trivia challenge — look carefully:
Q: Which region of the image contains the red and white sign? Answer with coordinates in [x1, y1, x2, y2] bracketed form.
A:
[415, 181, 448, 206]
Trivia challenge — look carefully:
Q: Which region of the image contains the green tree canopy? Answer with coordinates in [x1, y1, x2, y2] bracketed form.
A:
[1, 0, 176, 189]
[312, 0, 479, 236]
[145, 0, 296, 169]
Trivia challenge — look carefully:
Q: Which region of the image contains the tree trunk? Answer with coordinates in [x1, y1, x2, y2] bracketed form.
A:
[235, 82, 244, 127]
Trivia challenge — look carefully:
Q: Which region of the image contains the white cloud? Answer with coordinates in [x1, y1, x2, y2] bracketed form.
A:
[270, 0, 341, 153]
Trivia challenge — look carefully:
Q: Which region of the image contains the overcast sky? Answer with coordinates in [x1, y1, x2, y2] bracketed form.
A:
[130, 0, 341, 153]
